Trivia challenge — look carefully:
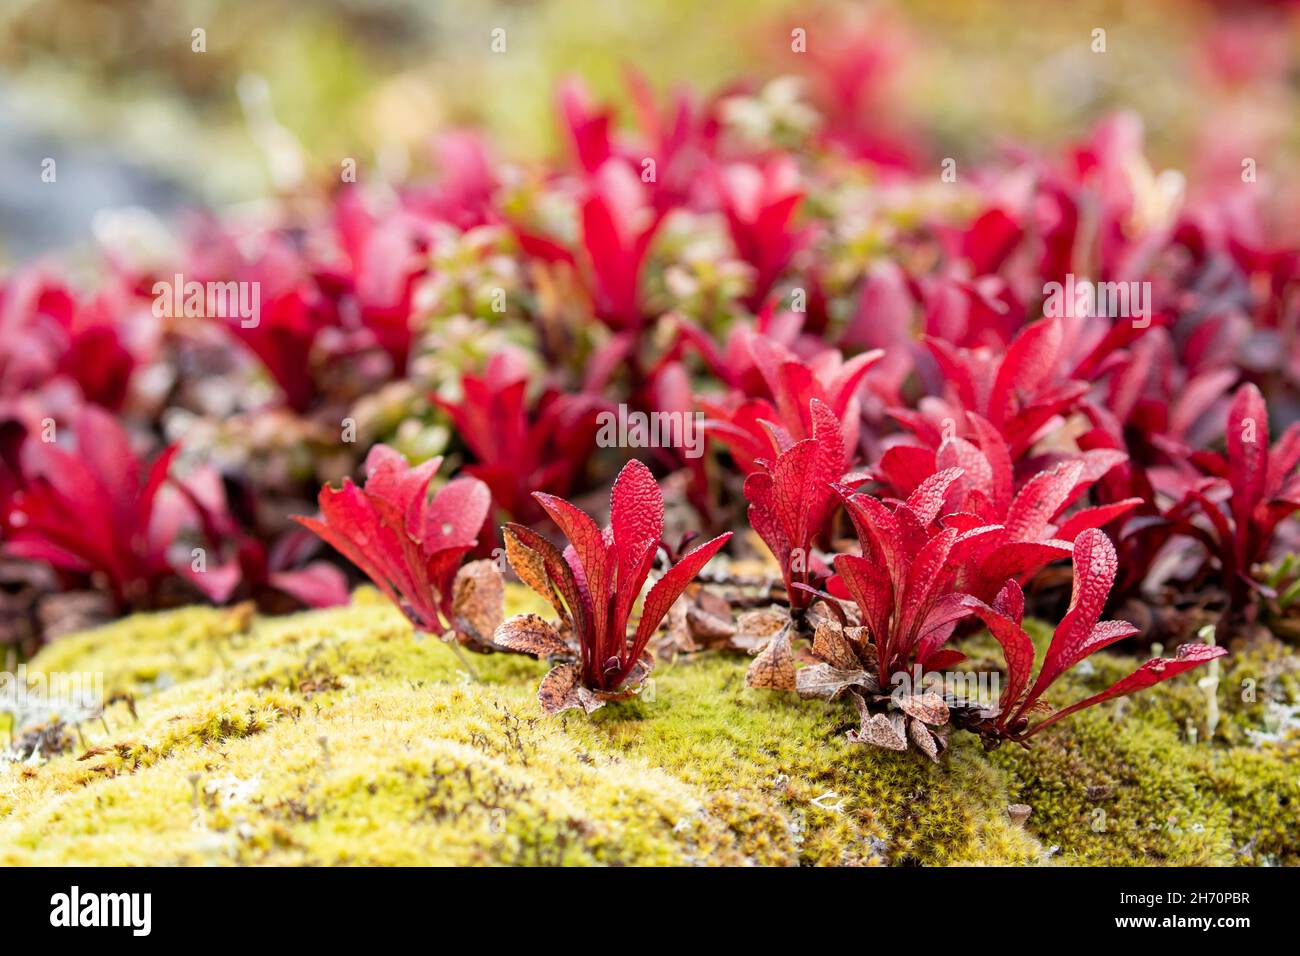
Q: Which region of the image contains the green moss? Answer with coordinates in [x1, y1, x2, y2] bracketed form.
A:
[0, 588, 1293, 865]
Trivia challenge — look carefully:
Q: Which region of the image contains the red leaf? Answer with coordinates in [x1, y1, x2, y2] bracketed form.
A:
[1226, 382, 1269, 531]
[631, 532, 732, 658]
[959, 593, 1036, 723]
[1004, 460, 1084, 542]
[876, 444, 938, 498]
[990, 316, 1062, 426]
[1029, 642, 1227, 736]
[1053, 498, 1143, 541]
[1026, 528, 1120, 704]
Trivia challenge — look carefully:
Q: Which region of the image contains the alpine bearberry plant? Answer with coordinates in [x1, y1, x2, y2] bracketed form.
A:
[293, 445, 493, 650]
[494, 459, 730, 715]
[1172, 383, 1300, 616]
[957, 529, 1227, 746]
[3, 406, 180, 611]
[433, 350, 606, 524]
[8, 9, 1298, 782]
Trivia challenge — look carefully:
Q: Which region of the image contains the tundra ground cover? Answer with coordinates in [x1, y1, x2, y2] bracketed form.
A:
[2, 3, 1299, 864]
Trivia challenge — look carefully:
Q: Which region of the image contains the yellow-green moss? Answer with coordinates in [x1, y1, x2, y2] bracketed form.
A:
[1, 588, 1294, 865]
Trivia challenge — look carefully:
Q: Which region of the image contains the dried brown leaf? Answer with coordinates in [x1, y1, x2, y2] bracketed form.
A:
[848, 712, 908, 750]
[795, 663, 876, 700]
[730, 605, 789, 652]
[494, 613, 571, 659]
[894, 691, 950, 726]
[623, 653, 654, 688]
[811, 620, 859, 670]
[537, 662, 604, 716]
[503, 527, 568, 620]
[687, 603, 736, 641]
[452, 560, 505, 647]
[806, 598, 859, 630]
[907, 717, 941, 762]
[848, 689, 871, 722]
[744, 625, 795, 691]
[657, 599, 698, 658]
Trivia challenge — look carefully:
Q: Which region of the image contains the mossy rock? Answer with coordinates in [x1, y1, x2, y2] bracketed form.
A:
[1, 588, 1295, 866]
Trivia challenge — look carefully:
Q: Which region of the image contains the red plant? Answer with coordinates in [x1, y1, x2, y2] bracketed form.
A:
[743, 399, 851, 610]
[3, 406, 178, 609]
[877, 415, 1143, 601]
[517, 159, 664, 338]
[293, 445, 490, 639]
[186, 232, 331, 413]
[1169, 382, 1300, 615]
[703, 334, 881, 476]
[0, 272, 140, 410]
[909, 316, 1088, 460]
[715, 157, 811, 310]
[315, 188, 430, 375]
[829, 469, 1005, 686]
[168, 467, 348, 610]
[557, 74, 714, 214]
[1086, 328, 1238, 466]
[495, 459, 730, 714]
[434, 351, 605, 523]
[581, 162, 664, 332]
[959, 529, 1226, 744]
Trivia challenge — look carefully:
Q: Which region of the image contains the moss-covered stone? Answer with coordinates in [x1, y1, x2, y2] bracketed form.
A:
[1, 588, 1294, 865]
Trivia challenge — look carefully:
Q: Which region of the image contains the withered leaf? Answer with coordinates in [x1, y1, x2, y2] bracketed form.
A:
[744, 625, 795, 691]
[907, 717, 941, 762]
[503, 528, 568, 621]
[538, 662, 604, 716]
[806, 598, 859, 630]
[848, 712, 908, 751]
[894, 691, 950, 726]
[1007, 803, 1033, 826]
[494, 613, 572, 659]
[730, 605, 789, 652]
[657, 599, 697, 658]
[687, 601, 736, 641]
[656, 586, 735, 659]
[615, 654, 654, 694]
[811, 620, 860, 670]
[848, 689, 871, 722]
[795, 663, 876, 700]
[452, 560, 505, 646]
[844, 626, 875, 660]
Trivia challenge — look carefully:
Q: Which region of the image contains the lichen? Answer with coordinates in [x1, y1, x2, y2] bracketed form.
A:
[0, 588, 1294, 865]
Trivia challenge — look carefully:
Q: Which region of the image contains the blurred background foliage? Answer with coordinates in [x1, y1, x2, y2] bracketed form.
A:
[1, 0, 1297, 263]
